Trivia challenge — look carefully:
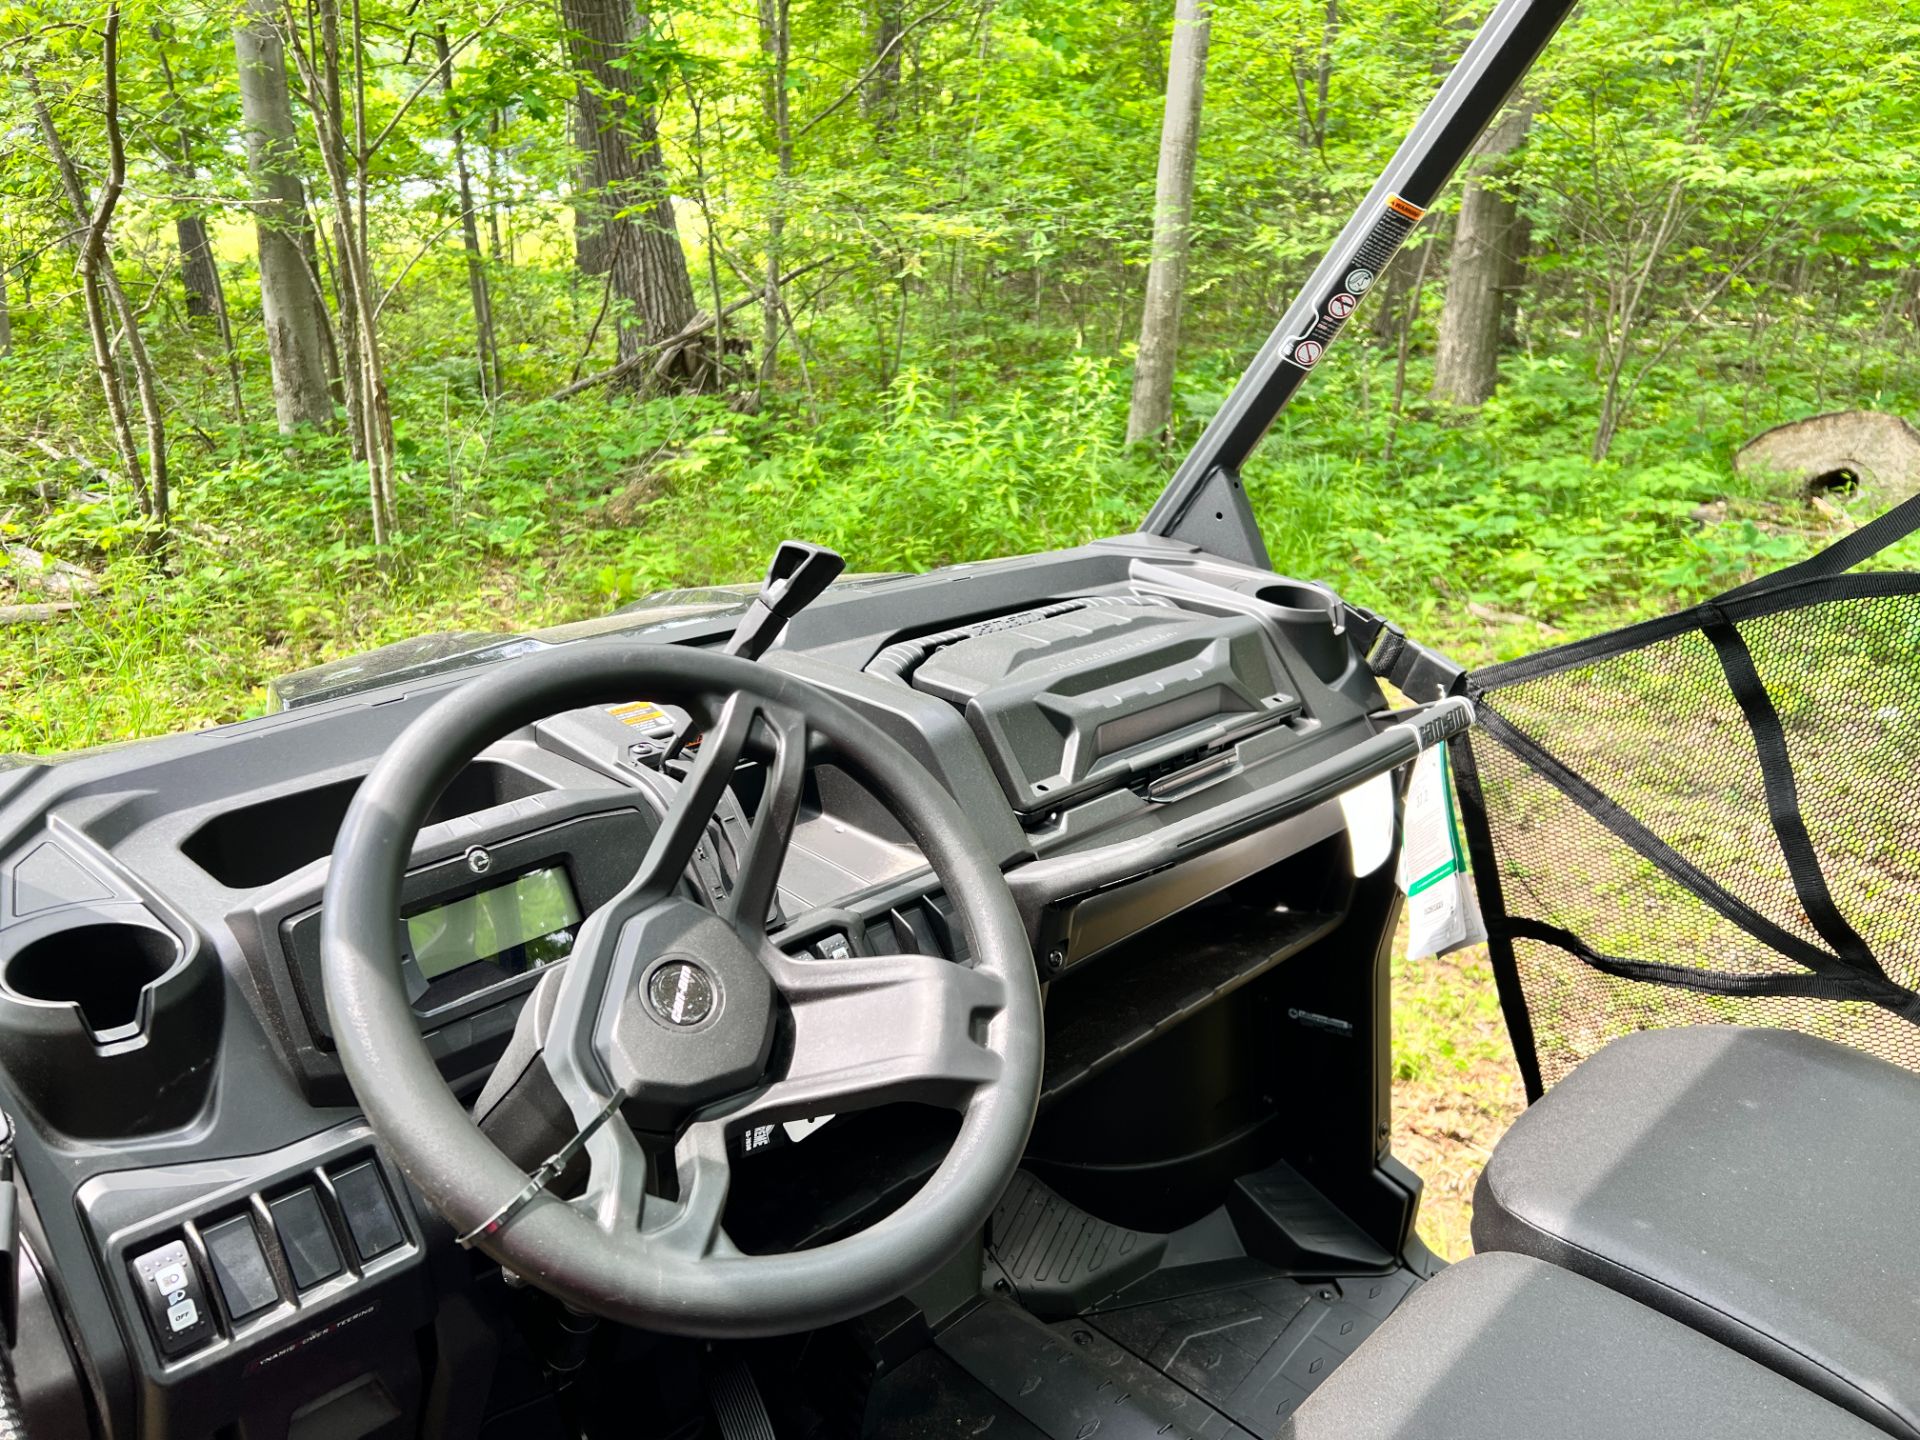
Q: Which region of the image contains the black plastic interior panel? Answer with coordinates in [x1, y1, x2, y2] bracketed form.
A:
[1228, 1160, 1395, 1273]
[1077, 1264, 1418, 1433]
[903, 600, 1302, 814]
[1042, 900, 1340, 1102]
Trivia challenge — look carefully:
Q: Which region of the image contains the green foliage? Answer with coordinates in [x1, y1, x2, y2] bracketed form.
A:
[2, 0, 1918, 754]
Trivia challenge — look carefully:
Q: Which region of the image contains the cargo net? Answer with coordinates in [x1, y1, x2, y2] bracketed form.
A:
[1451, 499, 1920, 1098]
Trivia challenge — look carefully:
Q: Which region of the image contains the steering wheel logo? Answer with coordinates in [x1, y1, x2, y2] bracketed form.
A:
[647, 959, 719, 1028]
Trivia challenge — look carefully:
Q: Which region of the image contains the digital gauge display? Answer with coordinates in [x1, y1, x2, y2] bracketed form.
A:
[405, 865, 583, 982]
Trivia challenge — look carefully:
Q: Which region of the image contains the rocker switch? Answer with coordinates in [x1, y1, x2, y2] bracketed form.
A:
[269, 1188, 344, 1290]
[129, 1239, 215, 1359]
[330, 1162, 404, 1262]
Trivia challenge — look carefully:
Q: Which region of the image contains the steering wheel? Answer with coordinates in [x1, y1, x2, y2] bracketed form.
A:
[321, 643, 1042, 1336]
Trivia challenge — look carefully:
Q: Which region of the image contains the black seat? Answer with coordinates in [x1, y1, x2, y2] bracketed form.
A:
[1281, 1250, 1878, 1438]
[1473, 1026, 1920, 1438]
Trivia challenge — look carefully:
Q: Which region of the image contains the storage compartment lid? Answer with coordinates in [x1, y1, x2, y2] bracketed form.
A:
[907, 602, 1300, 813]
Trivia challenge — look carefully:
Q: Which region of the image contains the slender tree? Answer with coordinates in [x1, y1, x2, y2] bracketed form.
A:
[235, 0, 335, 431]
[434, 25, 502, 401]
[1126, 0, 1209, 447]
[1430, 102, 1532, 407]
[152, 29, 247, 424]
[31, 9, 168, 525]
[757, 0, 792, 405]
[865, 0, 904, 141]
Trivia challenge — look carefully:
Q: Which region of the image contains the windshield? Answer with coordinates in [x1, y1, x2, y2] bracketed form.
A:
[1, 2, 1912, 754]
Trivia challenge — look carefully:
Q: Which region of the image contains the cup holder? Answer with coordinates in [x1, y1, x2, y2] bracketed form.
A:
[5, 922, 180, 1038]
[0, 908, 221, 1138]
[1255, 582, 1350, 684]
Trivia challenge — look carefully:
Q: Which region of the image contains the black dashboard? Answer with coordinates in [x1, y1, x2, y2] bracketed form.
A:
[0, 533, 1423, 1438]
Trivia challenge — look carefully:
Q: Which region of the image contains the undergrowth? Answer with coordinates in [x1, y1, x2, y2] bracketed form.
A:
[3, 335, 1914, 756]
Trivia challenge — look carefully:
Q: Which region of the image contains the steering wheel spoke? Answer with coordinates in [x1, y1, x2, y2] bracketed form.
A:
[575, 1104, 652, 1236]
[644, 1120, 739, 1260]
[628, 689, 763, 907]
[723, 703, 809, 939]
[742, 949, 1007, 1123]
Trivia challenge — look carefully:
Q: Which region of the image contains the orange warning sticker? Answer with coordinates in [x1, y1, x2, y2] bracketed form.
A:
[607, 701, 667, 727]
[1386, 194, 1426, 222]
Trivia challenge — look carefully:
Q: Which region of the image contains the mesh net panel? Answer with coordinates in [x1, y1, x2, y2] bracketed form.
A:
[1457, 582, 1920, 1095]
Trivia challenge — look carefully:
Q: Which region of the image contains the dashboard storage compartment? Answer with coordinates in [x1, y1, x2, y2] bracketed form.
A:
[0, 907, 221, 1137]
[182, 759, 552, 889]
[1039, 835, 1351, 1102]
[893, 600, 1302, 814]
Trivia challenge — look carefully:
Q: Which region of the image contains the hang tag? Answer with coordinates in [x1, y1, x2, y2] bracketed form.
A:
[1396, 741, 1487, 960]
[1339, 771, 1396, 877]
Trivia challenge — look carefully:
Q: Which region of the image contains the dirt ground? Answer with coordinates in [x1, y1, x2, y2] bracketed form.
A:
[1388, 929, 1528, 1261]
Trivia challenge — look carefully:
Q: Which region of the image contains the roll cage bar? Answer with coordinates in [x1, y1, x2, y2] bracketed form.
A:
[1141, 0, 1581, 568]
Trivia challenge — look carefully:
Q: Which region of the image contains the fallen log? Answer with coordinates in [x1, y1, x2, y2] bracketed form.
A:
[1733, 410, 1920, 499]
[0, 601, 79, 625]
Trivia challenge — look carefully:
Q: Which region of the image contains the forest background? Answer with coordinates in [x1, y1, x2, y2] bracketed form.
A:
[3, 0, 1917, 1253]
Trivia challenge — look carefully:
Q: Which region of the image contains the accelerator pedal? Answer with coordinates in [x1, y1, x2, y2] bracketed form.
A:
[709, 1353, 775, 1440]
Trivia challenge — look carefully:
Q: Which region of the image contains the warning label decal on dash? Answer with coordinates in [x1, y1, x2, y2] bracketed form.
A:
[1282, 192, 1428, 371]
[606, 700, 667, 728]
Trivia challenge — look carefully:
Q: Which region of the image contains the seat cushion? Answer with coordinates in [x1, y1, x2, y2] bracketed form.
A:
[1473, 1026, 1920, 1438]
[1282, 1251, 1879, 1439]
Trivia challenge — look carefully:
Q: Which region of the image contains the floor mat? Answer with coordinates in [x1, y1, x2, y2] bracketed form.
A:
[913, 1259, 1422, 1438]
[1077, 1262, 1420, 1432]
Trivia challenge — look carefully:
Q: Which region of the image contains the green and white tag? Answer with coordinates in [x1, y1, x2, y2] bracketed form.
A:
[1395, 740, 1486, 960]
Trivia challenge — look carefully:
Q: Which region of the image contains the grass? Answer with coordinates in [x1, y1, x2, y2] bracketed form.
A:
[1390, 927, 1526, 1261]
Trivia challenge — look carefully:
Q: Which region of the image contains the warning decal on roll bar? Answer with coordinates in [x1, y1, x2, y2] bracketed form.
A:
[1281, 193, 1428, 371]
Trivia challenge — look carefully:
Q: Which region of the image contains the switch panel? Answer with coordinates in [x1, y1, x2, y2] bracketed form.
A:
[129, 1239, 215, 1359]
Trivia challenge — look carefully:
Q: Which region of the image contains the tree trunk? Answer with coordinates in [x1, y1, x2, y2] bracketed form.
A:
[758, 0, 792, 405]
[1125, 0, 1210, 447]
[571, 107, 609, 277]
[153, 36, 248, 423]
[487, 110, 507, 263]
[235, 1, 334, 432]
[865, 0, 904, 141]
[181, 208, 248, 425]
[1430, 102, 1531, 407]
[31, 21, 167, 525]
[298, 0, 397, 540]
[175, 213, 220, 320]
[559, 0, 701, 380]
[38, 90, 147, 516]
[153, 35, 222, 325]
[0, 255, 11, 356]
[435, 27, 502, 400]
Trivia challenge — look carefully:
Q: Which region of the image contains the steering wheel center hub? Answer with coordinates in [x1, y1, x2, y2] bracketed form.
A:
[599, 900, 776, 1129]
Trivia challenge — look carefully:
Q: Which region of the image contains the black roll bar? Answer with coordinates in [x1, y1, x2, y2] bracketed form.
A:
[1140, 0, 1581, 567]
